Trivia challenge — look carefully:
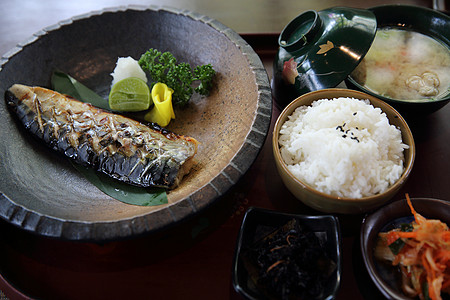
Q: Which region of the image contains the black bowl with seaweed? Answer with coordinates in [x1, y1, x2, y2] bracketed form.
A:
[232, 207, 342, 300]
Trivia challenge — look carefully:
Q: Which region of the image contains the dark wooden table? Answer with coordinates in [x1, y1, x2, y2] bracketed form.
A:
[0, 1, 448, 299]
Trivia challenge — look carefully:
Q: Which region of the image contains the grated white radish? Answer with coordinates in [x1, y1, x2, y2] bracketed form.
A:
[110, 56, 147, 87]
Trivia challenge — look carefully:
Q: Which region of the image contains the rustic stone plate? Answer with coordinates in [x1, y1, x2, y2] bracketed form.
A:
[0, 5, 272, 241]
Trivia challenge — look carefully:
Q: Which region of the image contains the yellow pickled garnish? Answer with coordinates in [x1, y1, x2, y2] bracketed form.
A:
[144, 82, 175, 127]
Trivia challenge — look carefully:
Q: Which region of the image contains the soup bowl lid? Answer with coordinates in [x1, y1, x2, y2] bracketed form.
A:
[272, 6, 377, 108]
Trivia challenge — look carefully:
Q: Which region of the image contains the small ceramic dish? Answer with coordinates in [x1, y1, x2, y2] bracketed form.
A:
[346, 5, 450, 115]
[360, 197, 450, 299]
[272, 88, 415, 214]
[232, 207, 342, 300]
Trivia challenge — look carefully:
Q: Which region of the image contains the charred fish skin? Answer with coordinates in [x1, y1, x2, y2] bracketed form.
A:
[5, 84, 198, 189]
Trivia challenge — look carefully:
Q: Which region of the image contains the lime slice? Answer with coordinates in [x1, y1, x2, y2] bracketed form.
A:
[108, 77, 151, 111]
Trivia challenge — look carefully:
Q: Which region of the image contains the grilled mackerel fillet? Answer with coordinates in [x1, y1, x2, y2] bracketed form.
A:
[5, 84, 198, 189]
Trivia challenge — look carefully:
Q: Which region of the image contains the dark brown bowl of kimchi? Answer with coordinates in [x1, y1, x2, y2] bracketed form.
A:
[232, 207, 342, 300]
[360, 197, 450, 300]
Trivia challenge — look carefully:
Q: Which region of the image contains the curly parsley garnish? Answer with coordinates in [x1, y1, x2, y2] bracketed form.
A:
[138, 48, 215, 106]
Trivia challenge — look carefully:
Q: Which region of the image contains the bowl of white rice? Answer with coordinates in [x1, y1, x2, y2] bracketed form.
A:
[273, 88, 415, 214]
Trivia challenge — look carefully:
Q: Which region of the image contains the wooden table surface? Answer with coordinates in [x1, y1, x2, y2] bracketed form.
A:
[0, 0, 449, 299]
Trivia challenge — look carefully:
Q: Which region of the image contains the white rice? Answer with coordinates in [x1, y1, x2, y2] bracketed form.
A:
[278, 97, 409, 198]
[110, 56, 148, 87]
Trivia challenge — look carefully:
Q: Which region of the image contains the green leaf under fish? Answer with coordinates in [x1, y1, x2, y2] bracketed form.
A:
[51, 71, 111, 110]
[72, 163, 167, 206]
[51, 70, 168, 206]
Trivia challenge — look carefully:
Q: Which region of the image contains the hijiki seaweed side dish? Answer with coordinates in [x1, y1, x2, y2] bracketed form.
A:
[242, 219, 336, 299]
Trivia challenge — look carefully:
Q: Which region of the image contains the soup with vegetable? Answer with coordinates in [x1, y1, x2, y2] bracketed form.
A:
[350, 28, 450, 101]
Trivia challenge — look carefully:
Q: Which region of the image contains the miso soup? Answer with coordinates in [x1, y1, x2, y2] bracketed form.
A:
[350, 28, 450, 101]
